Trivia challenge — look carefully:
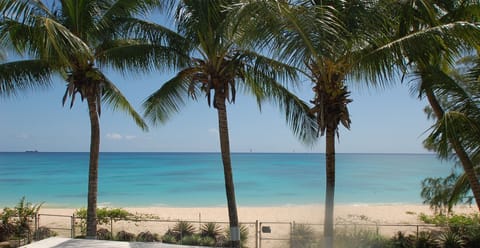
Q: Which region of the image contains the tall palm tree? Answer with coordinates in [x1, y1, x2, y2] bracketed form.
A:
[235, 1, 401, 246]
[0, 0, 181, 238]
[143, 1, 316, 247]
[388, 0, 480, 211]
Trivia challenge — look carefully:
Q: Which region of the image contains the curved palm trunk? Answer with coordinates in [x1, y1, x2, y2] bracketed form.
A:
[86, 94, 100, 239]
[215, 92, 240, 248]
[324, 126, 335, 248]
[425, 90, 480, 211]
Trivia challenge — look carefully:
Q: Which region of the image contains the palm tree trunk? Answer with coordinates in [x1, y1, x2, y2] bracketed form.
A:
[324, 125, 335, 248]
[215, 92, 240, 248]
[86, 94, 100, 239]
[426, 90, 480, 211]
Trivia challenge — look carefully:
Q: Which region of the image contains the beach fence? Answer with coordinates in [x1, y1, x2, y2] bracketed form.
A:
[35, 213, 441, 248]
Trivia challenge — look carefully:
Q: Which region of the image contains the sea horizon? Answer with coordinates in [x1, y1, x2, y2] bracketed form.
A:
[0, 152, 454, 208]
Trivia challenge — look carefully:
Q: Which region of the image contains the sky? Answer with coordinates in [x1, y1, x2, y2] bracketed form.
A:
[0, 68, 433, 153]
[0, 6, 434, 154]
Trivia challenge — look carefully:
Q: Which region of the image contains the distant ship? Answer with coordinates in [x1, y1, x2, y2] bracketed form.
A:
[25, 150, 38, 153]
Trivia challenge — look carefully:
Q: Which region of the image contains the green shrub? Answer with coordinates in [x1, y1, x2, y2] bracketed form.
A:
[161, 233, 177, 244]
[74, 208, 133, 235]
[463, 226, 480, 248]
[180, 234, 202, 245]
[136, 231, 159, 242]
[115, 230, 135, 241]
[436, 229, 465, 248]
[390, 231, 412, 248]
[200, 222, 224, 240]
[414, 231, 437, 248]
[172, 221, 196, 240]
[0, 223, 15, 241]
[1, 197, 42, 240]
[291, 224, 318, 248]
[419, 213, 480, 226]
[335, 228, 388, 248]
[96, 228, 112, 240]
[33, 227, 56, 241]
[199, 236, 216, 246]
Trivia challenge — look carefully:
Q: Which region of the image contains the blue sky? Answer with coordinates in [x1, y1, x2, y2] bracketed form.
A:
[0, 68, 432, 153]
[0, 6, 434, 153]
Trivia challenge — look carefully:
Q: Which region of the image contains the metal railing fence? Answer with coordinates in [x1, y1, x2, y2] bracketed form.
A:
[34, 213, 459, 248]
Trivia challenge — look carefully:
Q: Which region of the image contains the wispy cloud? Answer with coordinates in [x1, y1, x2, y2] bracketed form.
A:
[106, 133, 137, 141]
[106, 133, 123, 140]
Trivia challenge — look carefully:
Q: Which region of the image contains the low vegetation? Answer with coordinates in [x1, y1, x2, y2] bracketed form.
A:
[163, 222, 248, 247]
[74, 207, 133, 236]
[0, 197, 44, 243]
[284, 213, 480, 248]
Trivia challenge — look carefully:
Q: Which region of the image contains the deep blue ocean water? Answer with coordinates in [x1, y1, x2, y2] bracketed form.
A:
[0, 152, 455, 208]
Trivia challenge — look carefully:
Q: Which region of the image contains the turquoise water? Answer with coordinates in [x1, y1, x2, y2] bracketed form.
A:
[0, 152, 455, 208]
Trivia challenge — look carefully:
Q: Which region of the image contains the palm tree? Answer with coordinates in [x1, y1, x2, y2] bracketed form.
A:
[235, 1, 401, 246]
[0, 0, 180, 238]
[143, 1, 316, 247]
[388, 0, 480, 211]
[421, 54, 480, 212]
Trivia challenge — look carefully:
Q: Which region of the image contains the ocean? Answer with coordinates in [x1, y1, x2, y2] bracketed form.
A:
[0, 152, 456, 208]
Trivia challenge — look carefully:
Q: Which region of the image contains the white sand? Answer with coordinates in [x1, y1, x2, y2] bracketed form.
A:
[37, 204, 477, 225]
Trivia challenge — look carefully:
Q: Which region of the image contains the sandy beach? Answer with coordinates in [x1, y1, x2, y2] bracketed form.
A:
[38, 204, 477, 224]
[34, 204, 477, 245]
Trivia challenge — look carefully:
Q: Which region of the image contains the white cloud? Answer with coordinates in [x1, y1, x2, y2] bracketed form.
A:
[106, 133, 137, 141]
[106, 133, 123, 140]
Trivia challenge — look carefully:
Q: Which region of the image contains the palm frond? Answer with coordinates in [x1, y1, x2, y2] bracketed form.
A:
[0, 0, 53, 23]
[0, 18, 43, 56]
[40, 16, 93, 65]
[96, 40, 187, 74]
[238, 49, 300, 88]
[0, 1, 91, 63]
[0, 59, 54, 97]
[242, 62, 317, 145]
[271, 4, 343, 69]
[449, 172, 473, 208]
[143, 67, 200, 125]
[372, 21, 480, 67]
[102, 76, 148, 131]
[118, 17, 188, 48]
[100, 0, 163, 23]
[426, 111, 480, 158]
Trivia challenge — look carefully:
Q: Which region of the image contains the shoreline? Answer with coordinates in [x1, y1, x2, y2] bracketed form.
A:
[36, 203, 477, 224]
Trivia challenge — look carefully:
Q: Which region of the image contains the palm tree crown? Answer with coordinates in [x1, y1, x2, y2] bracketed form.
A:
[143, 1, 317, 247]
[0, 0, 182, 237]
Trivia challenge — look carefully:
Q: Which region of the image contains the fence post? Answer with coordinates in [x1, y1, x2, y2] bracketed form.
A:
[290, 222, 293, 248]
[71, 215, 75, 238]
[259, 222, 262, 248]
[255, 220, 259, 248]
[110, 217, 113, 236]
[35, 213, 39, 241]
